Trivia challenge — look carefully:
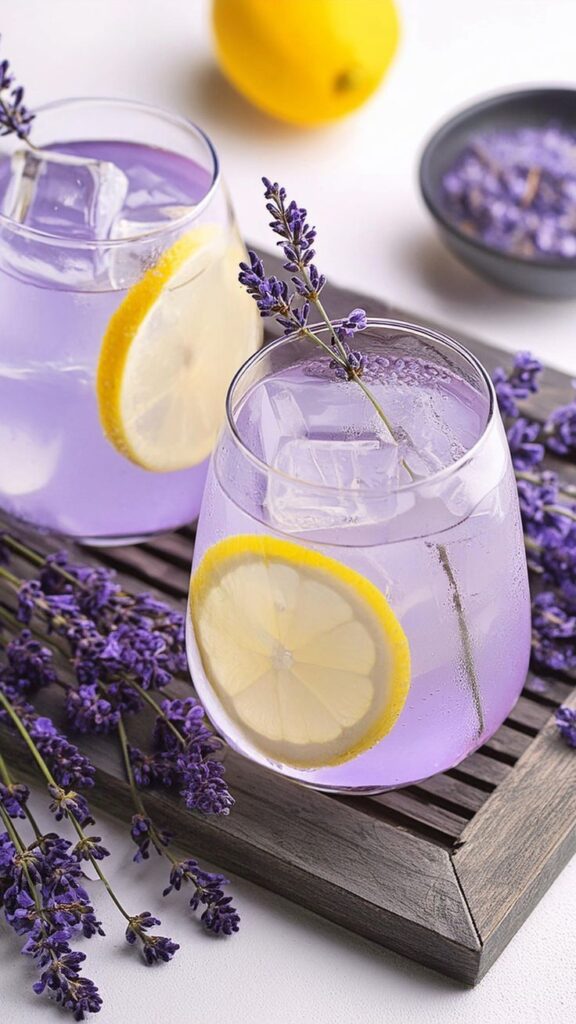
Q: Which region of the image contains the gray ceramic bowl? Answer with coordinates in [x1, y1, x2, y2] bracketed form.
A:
[419, 87, 576, 299]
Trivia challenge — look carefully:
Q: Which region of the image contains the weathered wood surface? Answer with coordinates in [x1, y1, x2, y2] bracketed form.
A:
[0, 262, 575, 985]
[453, 687, 576, 981]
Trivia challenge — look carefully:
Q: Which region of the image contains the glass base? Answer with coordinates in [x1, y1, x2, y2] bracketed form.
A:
[77, 532, 168, 548]
[0, 507, 194, 550]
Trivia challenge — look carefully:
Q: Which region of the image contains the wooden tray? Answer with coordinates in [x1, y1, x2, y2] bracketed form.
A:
[2, 266, 576, 986]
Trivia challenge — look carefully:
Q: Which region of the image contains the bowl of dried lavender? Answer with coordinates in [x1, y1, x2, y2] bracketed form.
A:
[419, 87, 576, 298]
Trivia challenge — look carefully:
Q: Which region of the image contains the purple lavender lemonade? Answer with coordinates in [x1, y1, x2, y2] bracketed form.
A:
[0, 100, 261, 542]
[187, 323, 531, 791]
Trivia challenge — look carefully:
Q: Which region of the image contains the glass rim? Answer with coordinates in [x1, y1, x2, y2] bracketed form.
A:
[0, 96, 221, 249]
[224, 317, 497, 499]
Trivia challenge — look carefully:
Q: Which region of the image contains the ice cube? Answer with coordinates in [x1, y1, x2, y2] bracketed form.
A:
[266, 436, 400, 532]
[106, 206, 193, 289]
[261, 384, 308, 463]
[110, 206, 193, 240]
[2, 149, 129, 241]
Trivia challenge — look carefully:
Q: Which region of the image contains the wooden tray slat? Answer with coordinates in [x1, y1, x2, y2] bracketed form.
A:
[410, 774, 489, 815]
[369, 790, 471, 842]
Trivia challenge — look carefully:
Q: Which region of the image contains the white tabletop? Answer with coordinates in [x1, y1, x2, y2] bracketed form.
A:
[1, 2, 576, 1022]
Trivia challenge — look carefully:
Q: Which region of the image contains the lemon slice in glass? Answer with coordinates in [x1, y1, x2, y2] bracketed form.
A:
[96, 224, 260, 472]
[190, 534, 411, 768]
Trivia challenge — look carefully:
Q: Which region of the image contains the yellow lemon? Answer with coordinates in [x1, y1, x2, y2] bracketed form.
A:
[212, 0, 400, 126]
[190, 534, 411, 768]
[96, 224, 261, 473]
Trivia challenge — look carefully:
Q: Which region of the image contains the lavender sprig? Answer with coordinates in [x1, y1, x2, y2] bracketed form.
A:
[239, 179, 399, 439]
[493, 352, 576, 677]
[0, 687, 179, 985]
[0, 37, 34, 139]
[0, 768, 102, 1020]
[0, 535, 240, 1017]
[118, 717, 239, 935]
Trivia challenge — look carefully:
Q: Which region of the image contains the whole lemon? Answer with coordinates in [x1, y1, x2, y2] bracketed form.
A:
[212, 0, 400, 126]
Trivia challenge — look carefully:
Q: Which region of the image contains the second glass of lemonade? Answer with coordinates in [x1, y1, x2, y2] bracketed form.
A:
[0, 98, 262, 543]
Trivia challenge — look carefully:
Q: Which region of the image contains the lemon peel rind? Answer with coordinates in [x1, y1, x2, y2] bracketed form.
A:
[96, 225, 219, 472]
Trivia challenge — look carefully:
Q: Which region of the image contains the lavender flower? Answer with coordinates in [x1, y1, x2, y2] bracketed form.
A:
[129, 739, 233, 816]
[556, 706, 576, 747]
[33, 949, 103, 1020]
[531, 592, 575, 673]
[28, 715, 95, 790]
[2, 630, 57, 692]
[66, 683, 121, 735]
[178, 755, 234, 816]
[163, 858, 240, 936]
[125, 911, 179, 965]
[506, 417, 545, 471]
[71, 836, 110, 863]
[0, 38, 35, 139]
[0, 781, 29, 818]
[0, 687, 96, 790]
[48, 785, 95, 828]
[152, 697, 220, 754]
[239, 179, 367, 381]
[0, 817, 103, 1019]
[545, 384, 576, 456]
[100, 624, 176, 690]
[493, 352, 543, 418]
[129, 815, 171, 863]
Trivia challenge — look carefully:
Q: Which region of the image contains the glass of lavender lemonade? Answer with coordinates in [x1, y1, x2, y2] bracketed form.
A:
[187, 320, 531, 791]
[0, 99, 261, 543]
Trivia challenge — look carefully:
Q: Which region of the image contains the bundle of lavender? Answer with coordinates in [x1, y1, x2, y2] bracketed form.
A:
[0, 539, 239, 1020]
[494, 353, 576, 745]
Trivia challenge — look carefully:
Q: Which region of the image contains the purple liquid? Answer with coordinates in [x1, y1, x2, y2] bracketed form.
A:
[187, 352, 531, 791]
[0, 140, 258, 541]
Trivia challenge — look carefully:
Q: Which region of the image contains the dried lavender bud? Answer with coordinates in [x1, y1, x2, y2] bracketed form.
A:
[442, 124, 576, 260]
[129, 814, 172, 863]
[506, 417, 545, 470]
[2, 630, 56, 692]
[65, 683, 121, 735]
[545, 384, 576, 456]
[556, 705, 576, 747]
[125, 911, 179, 965]
[163, 858, 240, 935]
[0, 38, 35, 139]
[0, 781, 29, 818]
[492, 352, 542, 418]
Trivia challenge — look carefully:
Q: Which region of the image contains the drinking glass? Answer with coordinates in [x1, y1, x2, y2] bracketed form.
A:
[186, 320, 531, 792]
[0, 98, 262, 544]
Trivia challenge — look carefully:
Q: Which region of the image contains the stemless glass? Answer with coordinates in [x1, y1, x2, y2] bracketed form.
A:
[0, 98, 262, 544]
[187, 320, 531, 792]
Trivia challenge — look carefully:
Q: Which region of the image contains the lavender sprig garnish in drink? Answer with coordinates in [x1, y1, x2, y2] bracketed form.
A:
[239, 179, 486, 735]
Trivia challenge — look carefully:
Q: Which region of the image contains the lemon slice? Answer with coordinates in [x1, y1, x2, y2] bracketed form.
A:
[96, 224, 260, 472]
[190, 535, 411, 768]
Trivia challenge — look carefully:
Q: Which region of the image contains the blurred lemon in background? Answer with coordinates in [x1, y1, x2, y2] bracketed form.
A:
[212, 0, 400, 126]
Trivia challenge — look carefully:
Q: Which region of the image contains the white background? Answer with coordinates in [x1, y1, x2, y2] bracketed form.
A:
[1, 2, 576, 1022]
